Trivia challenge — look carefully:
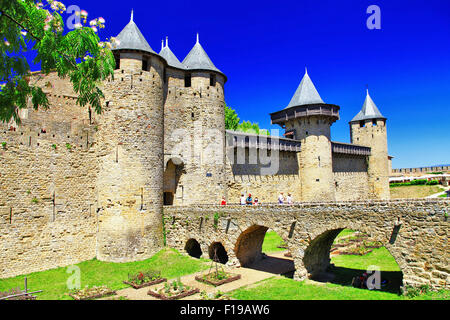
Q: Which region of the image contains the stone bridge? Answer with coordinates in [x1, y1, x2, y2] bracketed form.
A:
[164, 199, 449, 290]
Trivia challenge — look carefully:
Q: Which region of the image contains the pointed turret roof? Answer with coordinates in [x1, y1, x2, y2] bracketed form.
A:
[159, 37, 185, 70]
[112, 10, 156, 54]
[351, 89, 386, 122]
[182, 33, 222, 74]
[286, 68, 324, 109]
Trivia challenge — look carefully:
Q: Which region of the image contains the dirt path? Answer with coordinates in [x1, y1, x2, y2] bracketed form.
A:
[108, 251, 294, 300]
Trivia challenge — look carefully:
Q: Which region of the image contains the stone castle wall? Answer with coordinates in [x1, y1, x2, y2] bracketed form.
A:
[163, 68, 227, 206]
[332, 153, 370, 201]
[0, 75, 98, 279]
[351, 120, 390, 200]
[226, 149, 301, 203]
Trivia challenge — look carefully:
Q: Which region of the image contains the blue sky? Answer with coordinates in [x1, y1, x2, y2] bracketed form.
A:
[31, 0, 450, 168]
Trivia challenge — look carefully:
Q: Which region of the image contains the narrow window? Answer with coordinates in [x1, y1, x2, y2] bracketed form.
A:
[210, 74, 216, 87]
[142, 59, 148, 71]
[114, 56, 120, 70]
[185, 73, 191, 87]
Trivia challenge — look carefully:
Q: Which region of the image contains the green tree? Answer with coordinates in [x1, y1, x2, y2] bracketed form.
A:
[0, 0, 115, 124]
[224, 103, 240, 131]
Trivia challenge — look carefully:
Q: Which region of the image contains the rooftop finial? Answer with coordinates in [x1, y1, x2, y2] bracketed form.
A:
[366, 84, 369, 95]
[130, 9, 134, 22]
[196, 33, 199, 44]
[161, 39, 164, 51]
[305, 67, 308, 75]
[166, 36, 169, 48]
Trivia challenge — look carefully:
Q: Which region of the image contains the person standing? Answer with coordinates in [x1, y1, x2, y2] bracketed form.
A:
[221, 197, 227, 206]
[246, 194, 253, 206]
[287, 193, 293, 205]
[240, 194, 246, 205]
[278, 192, 285, 205]
[254, 197, 260, 206]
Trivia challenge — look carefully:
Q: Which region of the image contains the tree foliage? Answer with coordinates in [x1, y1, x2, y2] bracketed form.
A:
[0, 0, 115, 124]
[224, 103, 239, 131]
[225, 103, 270, 135]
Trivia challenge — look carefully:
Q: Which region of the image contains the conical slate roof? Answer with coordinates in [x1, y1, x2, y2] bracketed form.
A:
[286, 69, 324, 109]
[112, 10, 156, 54]
[159, 38, 185, 69]
[182, 34, 222, 73]
[351, 90, 386, 122]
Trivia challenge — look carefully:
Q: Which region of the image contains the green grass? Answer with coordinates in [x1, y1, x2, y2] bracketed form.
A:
[231, 277, 449, 300]
[231, 277, 401, 300]
[331, 247, 401, 272]
[262, 231, 286, 253]
[0, 248, 210, 300]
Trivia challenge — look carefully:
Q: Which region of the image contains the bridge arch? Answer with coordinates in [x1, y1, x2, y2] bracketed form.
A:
[209, 242, 229, 264]
[184, 238, 202, 259]
[299, 225, 405, 291]
[234, 225, 269, 267]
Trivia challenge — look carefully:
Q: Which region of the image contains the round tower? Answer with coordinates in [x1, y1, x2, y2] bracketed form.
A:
[350, 89, 390, 200]
[160, 34, 227, 205]
[95, 11, 166, 262]
[271, 69, 340, 201]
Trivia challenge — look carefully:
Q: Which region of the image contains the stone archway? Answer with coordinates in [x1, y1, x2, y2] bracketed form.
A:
[185, 239, 202, 259]
[234, 225, 269, 267]
[163, 158, 184, 205]
[301, 227, 404, 292]
[209, 242, 229, 264]
[234, 225, 296, 276]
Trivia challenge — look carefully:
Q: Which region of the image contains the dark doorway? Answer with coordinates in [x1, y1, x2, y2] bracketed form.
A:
[209, 242, 229, 264]
[164, 192, 174, 206]
[185, 239, 202, 259]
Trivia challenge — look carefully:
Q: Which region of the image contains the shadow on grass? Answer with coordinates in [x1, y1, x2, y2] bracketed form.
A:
[311, 265, 403, 295]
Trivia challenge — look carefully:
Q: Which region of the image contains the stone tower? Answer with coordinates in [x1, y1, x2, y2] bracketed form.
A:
[162, 34, 227, 205]
[350, 90, 390, 200]
[271, 70, 340, 201]
[95, 11, 165, 262]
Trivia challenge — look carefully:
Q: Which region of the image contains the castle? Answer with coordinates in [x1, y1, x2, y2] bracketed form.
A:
[0, 13, 391, 277]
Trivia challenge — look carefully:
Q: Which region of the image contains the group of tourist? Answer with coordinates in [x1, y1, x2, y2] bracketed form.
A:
[219, 192, 294, 206]
[278, 192, 294, 205]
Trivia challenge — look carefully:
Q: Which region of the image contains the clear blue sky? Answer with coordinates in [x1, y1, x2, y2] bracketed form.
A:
[33, 0, 450, 168]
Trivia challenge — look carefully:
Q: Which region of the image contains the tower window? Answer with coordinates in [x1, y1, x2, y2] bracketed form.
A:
[142, 59, 148, 71]
[114, 56, 120, 70]
[210, 74, 216, 86]
[185, 73, 192, 87]
[359, 121, 365, 128]
[372, 120, 377, 126]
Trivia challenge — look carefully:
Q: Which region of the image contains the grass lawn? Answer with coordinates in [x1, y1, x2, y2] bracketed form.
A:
[390, 185, 444, 199]
[0, 248, 210, 300]
[262, 231, 286, 253]
[231, 277, 449, 300]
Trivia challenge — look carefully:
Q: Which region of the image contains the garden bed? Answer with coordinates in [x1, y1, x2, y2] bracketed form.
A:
[148, 288, 200, 300]
[123, 270, 166, 289]
[148, 279, 199, 300]
[340, 249, 373, 256]
[123, 278, 167, 289]
[195, 272, 241, 287]
[69, 286, 116, 300]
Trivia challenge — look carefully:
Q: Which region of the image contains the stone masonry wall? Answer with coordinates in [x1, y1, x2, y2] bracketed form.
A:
[0, 75, 98, 279]
[332, 154, 370, 201]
